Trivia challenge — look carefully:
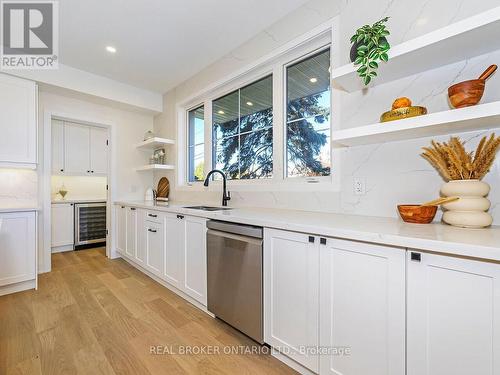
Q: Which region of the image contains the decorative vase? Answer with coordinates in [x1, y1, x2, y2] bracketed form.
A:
[440, 179, 493, 228]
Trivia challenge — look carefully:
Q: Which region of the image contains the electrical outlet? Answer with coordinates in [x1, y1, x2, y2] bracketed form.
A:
[353, 178, 366, 195]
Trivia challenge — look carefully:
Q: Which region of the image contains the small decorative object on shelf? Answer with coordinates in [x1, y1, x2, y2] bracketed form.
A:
[156, 177, 170, 202]
[144, 130, 155, 141]
[350, 17, 391, 85]
[448, 64, 497, 108]
[58, 184, 68, 200]
[154, 148, 165, 164]
[380, 97, 427, 122]
[421, 134, 500, 228]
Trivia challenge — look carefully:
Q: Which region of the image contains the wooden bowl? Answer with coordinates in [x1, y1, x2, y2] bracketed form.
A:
[448, 79, 485, 108]
[397, 205, 437, 224]
[380, 106, 427, 122]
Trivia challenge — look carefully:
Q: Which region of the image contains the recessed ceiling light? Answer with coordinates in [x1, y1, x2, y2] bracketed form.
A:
[246, 101, 253, 106]
[218, 110, 225, 114]
[310, 77, 318, 83]
[106, 46, 117, 53]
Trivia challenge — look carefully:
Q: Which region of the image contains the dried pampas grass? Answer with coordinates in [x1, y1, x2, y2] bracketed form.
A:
[421, 134, 500, 181]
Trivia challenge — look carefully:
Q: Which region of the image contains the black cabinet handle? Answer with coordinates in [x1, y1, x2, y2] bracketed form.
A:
[411, 252, 421, 262]
[320, 238, 327, 245]
[91, 170, 94, 173]
[87, 170, 90, 173]
[130, 207, 136, 211]
[308, 236, 315, 243]
[60, 169, 64, 172]
[148, 214, 157, 218]
[177, 214, 184, 219]
[148, 228, 157, 233]
[121, 206, 125, 208]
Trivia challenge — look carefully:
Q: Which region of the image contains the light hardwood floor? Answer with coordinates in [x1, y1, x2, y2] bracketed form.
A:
[0, 248, 296, 375]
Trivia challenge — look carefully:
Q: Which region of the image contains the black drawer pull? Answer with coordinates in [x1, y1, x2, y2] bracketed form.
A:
[121, 206, 125, 208]
[177, 214, 184, 219]
[320, 238, 327, 245]
[148, 214, 157, 218]
[308, 236, 315, 243]
[130, 208, 136, 211]
[411, 252, 421, 262]
[148, 229, 157, 233]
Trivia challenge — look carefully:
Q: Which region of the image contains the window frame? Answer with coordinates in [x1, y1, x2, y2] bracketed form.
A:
[186, 104, 205, 183]
[176, 19, 340, 192]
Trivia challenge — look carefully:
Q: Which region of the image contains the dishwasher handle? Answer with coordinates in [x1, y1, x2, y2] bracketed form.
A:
[207, 229, 263, 246]
[207, 220, 262, 239]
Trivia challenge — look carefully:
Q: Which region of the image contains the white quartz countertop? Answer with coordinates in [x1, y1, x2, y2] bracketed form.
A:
[115, 200, 500, 262]
[0, 206, 40, 213]
[52, 199, 107, 204]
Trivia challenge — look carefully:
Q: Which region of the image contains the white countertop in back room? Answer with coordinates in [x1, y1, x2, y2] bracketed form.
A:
[0, 206, 40, 213]
[115, 200, 500, 262]
[52, 199, 107, 204]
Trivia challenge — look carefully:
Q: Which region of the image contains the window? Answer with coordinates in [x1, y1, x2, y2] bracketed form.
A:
[187, 105, 204, 182]
[212, 75, 273, 179]
[286, 48, 331, 177]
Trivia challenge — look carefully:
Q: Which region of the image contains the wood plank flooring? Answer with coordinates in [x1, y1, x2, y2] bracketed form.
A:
[0, 248, 296, 375]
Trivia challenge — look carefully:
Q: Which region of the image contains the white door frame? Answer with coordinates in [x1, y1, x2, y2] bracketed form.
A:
[41, 110, 117, 273]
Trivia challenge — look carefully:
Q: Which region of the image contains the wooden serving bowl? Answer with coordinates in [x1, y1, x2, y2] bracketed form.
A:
[448, 79, 485, 108]
[397, 205, 437, 224]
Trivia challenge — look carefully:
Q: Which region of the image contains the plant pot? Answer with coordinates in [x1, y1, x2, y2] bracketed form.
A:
[350, 37, 387, 62]
[440, 179, 493, 228]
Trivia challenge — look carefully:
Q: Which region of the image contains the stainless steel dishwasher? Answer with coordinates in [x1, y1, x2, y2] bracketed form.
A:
[207, 220, 264, 344]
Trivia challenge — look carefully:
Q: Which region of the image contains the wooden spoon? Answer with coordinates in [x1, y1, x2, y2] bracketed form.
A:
[478, 64, 497, 81]
[420, 196, 459, 207]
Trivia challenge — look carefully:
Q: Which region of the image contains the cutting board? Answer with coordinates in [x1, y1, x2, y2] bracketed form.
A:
[157, 177, 170, 200]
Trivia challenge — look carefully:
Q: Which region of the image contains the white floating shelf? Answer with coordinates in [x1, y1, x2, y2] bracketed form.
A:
[135, 164, 175, 171]
[135, 137, 175, 150]
[332, 101, 500, 148]
[332, 6, 500, 92]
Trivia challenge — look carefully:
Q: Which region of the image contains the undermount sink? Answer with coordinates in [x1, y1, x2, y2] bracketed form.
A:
[184, 205, 233, 211]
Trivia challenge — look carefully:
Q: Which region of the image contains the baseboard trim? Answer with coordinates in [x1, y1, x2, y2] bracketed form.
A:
[51, 244, 74, 253]
[0, 279, 36, 296]
[271, 350, 318, 375]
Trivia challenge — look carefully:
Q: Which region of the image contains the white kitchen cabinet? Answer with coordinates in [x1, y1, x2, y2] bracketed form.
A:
[145, 219, 164, 277]
[0, 211, 37, 294]
[319, 238, 406, 375]
[125, 207, 137, 258]
[90, 127, 108, 175]
[164, 213, 185, 289]
[115, 205, 127, 255]
[64, 122, 90, 174]
[135, 209, 146, 265]
[264, 228, 319, 372]
[51, 120, 65, 174]
[407, 251, 500, 375]
[0, 74, 37, 167]
[51, 203, 74, 248]
[183, 215, 207, 305]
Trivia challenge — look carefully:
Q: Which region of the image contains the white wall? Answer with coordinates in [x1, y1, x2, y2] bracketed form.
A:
[51, 175, 107, 201]
[0, 169, 38, 208]
[153, 0, 500, 224]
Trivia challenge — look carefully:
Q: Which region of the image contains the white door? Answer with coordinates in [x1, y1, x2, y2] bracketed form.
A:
[64, 122, 90, 174]
[183, 215, 207, 305]
[0, 212, 36, 287]
[135, 209, 146, 265]
[145, 220, 164, 277]
[125, 207, 137, 258]
[89, 127, 107, 175]
[264, 228, 319, 372]
[407, 251, 500, 375]
[319, 237, 406, 375]
[51, 119, 65, 174]
[51, 203, 74, 247]
[0, 74, 37, 165]
[164, 213, 184, 289]
[115, 205, 126, 255]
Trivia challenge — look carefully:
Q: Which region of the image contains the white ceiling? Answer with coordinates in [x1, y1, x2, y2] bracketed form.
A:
[59, 0, 310, 93]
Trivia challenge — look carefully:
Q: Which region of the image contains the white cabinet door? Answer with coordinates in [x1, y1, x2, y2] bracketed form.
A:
[0, 212, 36, 287]
[164, 213, 184, 289]
[115, 205, 127, 255]
[183, 215, 207, 305]
[51, 119, 65, 174]
[0, 74, 37, 165]
[264, 228, 319, 372]
[89, 127, 107, 175]
[51, 203, 74, 247]
[135, 209, 146, 265]
[407, 251, 500, 375]
[145, 220, 164, 277]
[319, 238, 406, 375]
[64, 122, 90, 174]
[125, 207, 137, 258]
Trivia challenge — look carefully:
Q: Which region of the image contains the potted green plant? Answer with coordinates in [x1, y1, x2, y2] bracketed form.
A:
[350, 17, 391, 85]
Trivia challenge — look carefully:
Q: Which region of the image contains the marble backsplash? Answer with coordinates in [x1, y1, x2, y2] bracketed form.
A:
[0, 169, 38, 208]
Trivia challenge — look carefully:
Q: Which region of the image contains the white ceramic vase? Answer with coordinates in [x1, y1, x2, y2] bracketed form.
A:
[440, 179, 493, 228]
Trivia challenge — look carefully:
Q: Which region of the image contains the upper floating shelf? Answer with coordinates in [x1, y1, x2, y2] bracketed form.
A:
[331, 101, 500, 148]
[135, 137, 175, 150]
[331, 6, 500, 92]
